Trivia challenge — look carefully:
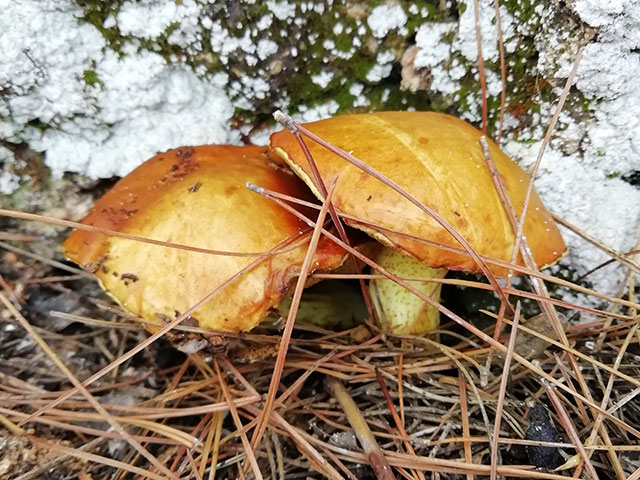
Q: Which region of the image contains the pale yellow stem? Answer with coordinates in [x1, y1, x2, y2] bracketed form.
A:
[369, 247, 446, 335]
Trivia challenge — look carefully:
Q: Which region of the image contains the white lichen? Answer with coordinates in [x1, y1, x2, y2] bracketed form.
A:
[1, 0, 233, 178]
[367, 4, 408, 39]
[0, 146, 20, 195]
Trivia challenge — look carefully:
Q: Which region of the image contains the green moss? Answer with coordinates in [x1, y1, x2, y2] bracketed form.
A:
[25, 119, 50, 134]
[502, 0, 541, 26]
[406, 2, 450, 30]
[75, 0, 127, 54]
[333, 84, 357, 111]
[82, 69, 103, 88]
[511, 137, 538, 145]
[334, 33, 353, 52]
[139, 21, 184, 62]
[581, 98, 591, 113]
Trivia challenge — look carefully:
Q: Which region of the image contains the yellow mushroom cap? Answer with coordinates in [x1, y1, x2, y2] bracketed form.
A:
[64, 145, 348, 333]
[270, 111, 566, 276]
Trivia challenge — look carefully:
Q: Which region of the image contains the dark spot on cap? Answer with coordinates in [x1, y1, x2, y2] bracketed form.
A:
[184, 315, 199, 327]
[419, 137, 429, 145]
[182, 148, 194, 161]
[121, 273, 139, 283]
[367, 195, 372, 201]
[189, 182, 202, 193]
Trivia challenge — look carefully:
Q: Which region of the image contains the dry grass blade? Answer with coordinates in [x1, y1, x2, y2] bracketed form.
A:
[26, 436, 168, 480]
[204, 399, 224, 480]
[0, 287, 177, 479]
[493, 0, 507, 143]
[478, 41, 610, 461]
[458, 372, 473, 480]
[507, 46, 591, 408]
[490, 302, 521, 480]
[479, 135, 519, 381]
[213, 359, 263, 480]
[250, 180, 336, 450]
[291, 129, 374, 320]
[0, 412, 26, 435]
[0, 232, 36, 241]
[303, 433, 571, 479]
[627, 465, 640, 480]
[375, 367, 426, 480]
[326, 377, 394, 480]
[0, 239, 91, 277]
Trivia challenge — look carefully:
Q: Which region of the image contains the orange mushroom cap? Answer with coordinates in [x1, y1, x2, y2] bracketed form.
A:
[64, 145, 347, 333]
[270, 111, 566, 276]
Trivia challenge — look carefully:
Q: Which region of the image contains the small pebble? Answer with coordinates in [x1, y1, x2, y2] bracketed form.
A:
[526, 405, 560, 469]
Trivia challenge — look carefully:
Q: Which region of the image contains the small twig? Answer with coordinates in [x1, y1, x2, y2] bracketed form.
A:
[553, 214, 640, 274]
[327, 377, 395, 480]
[458, 372, 474, 480]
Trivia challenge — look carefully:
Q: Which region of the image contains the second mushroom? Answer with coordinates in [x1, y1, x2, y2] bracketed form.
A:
[270, 111, 566, 335]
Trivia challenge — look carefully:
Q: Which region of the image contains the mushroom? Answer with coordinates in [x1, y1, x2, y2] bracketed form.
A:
[64, 145, 348, 334]
[270, 111, 566, 335]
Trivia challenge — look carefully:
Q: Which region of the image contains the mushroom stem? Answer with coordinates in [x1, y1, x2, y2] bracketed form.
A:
[369, 247, 446, 335]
